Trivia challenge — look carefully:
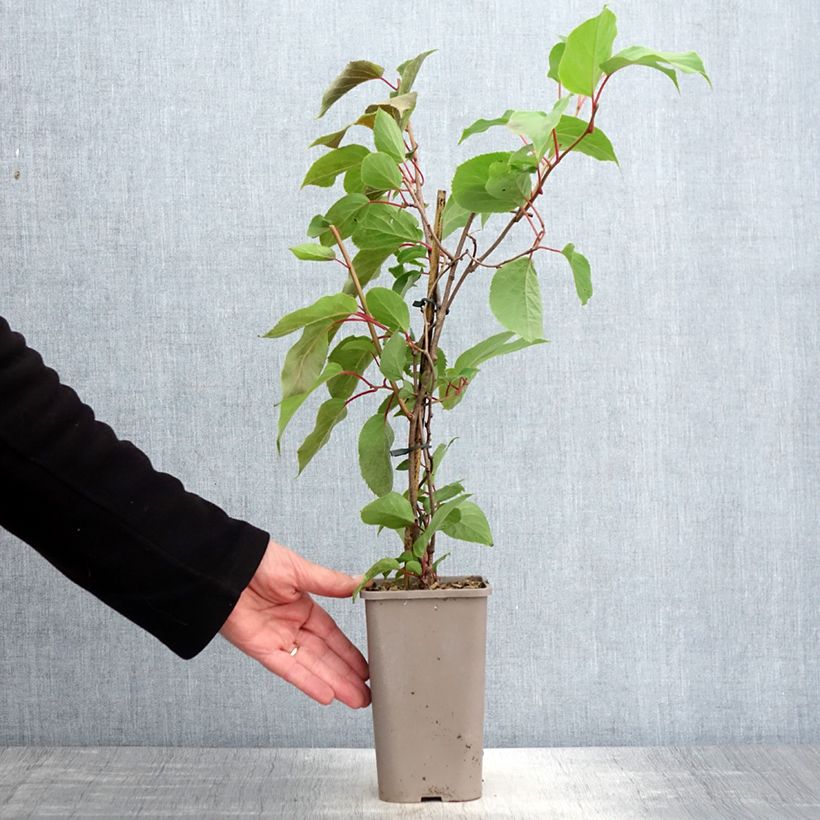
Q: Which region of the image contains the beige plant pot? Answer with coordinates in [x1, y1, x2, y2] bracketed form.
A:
[361, 576, 491, 803]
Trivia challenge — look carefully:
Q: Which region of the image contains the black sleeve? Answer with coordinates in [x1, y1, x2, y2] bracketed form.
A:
[0, 315, 269, 659]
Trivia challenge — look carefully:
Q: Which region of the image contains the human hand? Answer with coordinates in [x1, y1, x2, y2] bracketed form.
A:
[220, 539, 370, 708]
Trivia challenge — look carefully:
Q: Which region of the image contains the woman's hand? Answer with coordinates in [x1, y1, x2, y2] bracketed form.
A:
[220, 540, 370, 708]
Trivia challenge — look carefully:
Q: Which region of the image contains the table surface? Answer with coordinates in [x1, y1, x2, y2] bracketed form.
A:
[1, 746, 819, 818]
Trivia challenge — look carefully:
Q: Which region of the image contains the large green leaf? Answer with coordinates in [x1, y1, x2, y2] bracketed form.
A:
[318, 60, 384, 118]
[264, 293, 357, 339]
[451, 152, 533, 214]
[280, 323, 331, 400]
[358, 414, 395, 496]
[373, 108, 406, 162]
[289, 243, 336, 262]
[440, 501, 494, 545]
[601, 46, 710, 89]
[562, 243, 592, 305]
[327, 335, 375, 398]
[360, 152, 402, 190]
[412, 494, 471, 557]
[558, 6, 618, 96]
[366, 286, 410, 332]
[297, 397, 348, 473]
[324, 193, 369, 240]
[302, 145, 369, 188]
[379, 332, 409, 380]
[276, 361, 343, 449]
[352, 204, 422, 250]
[361, 492, 416, 528]
[550, 115, 618, 164]
[396, 49, 436, 95]
[489, 257, 543, 342]
[342, 248, 393, 295]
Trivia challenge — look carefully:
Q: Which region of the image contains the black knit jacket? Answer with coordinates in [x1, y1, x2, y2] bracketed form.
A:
[0, 316, 269, 658]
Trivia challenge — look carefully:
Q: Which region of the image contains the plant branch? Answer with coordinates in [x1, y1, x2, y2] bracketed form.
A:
[329, 224, 412, 419]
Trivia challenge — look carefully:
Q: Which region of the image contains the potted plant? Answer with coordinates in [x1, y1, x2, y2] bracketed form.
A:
[265, 6, 708, 803]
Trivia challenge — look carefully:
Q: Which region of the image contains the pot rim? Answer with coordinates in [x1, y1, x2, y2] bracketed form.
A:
[360, 575, 491, 600]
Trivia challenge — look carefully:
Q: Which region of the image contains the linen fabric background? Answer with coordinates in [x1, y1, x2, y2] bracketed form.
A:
[1, 0, 817, 747]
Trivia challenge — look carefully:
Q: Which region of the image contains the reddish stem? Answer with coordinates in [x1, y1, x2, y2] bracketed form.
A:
[344, 385, 388, 407]
[338, 370, 378, 390]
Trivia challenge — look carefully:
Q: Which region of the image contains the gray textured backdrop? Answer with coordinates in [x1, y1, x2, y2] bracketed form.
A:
[1, 0, 818, 748]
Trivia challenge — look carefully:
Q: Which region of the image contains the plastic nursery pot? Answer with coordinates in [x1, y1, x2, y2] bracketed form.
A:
[361, 575, 491, 803]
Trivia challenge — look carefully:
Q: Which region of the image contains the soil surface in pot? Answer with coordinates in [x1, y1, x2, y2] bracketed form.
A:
[368, 575, 487, 592]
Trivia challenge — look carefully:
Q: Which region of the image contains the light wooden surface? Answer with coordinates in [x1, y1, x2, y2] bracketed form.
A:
[1, 746, 819, 818]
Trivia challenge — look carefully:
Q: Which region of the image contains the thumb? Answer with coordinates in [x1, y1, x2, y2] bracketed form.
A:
[292, 553, 362, 598]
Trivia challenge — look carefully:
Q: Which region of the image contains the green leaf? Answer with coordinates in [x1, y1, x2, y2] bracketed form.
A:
[379, 332, 409, 380]
[396, 50, 436, 95]
[363, 92, 418, 127]
[310, 124, 358, 149]
[431, 552, 451, 572]
[392, 270, 421, 297]
[440, 501, 494, 545]
[453, 331, 549, 375]
[307, 214, 331, 237]
[558, 6, 618, 96]
[441, 197, 473, 240]
[506, 97, 571, 159]
[302, 145, 369, 188]
[264, 293, 357, 339]
[412, 494, 471, 557]
[327, 335, 375, 399]
[396, 246, 427, 263]
[276, 361, 343, 449]
[280, 323, 331, 400]
[430, 438, 457, 482]
[373, 108, 406, 162]
[562, 243, 592, 305]
[352, 204, 423, 250]
[297, 397, 347, 473]
[352, 556, 401, 600]
[451, 152, 533, 214]
[435, 481, 465, 503]
[366, 287, 410, 332]
[342, 248, 393, 295]
[325, 193, 369, 240]
[360, 152, 402, 190]
[489, 257, 543, 342]
[318, 60, 384, 118]
[405, 559, 422, 575]
[289, 243, 336, 262]
[601, 46, 710, 89]
[459, 110, 514, 144]
[550, 115, 618, 164]
[358, 414, 395, 496]
[452, 331, 513, 373]
[548, 41, 566, 82]
[361, 491, 416, 528]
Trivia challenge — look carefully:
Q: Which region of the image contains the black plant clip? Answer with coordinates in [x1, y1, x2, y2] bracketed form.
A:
[412, 297, 437, 311]
[389, 443, 430, 458]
